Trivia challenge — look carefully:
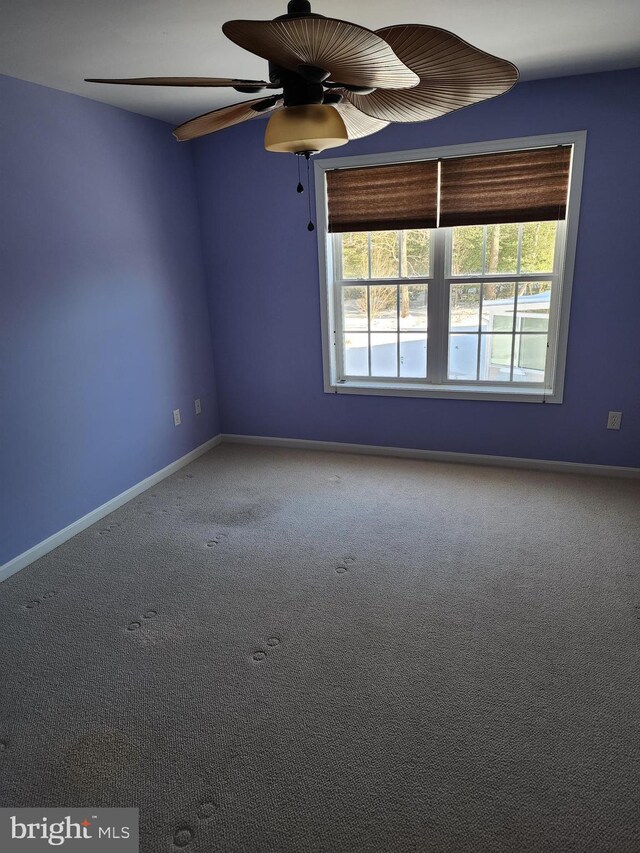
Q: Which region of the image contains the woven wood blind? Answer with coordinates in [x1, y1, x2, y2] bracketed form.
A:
[326, 145, 572, 233]
[439, 146, 572, 227]
[326, 161, 438, 233]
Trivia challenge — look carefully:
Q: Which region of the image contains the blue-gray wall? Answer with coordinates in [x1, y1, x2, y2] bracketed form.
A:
[0, 75, 219, 564]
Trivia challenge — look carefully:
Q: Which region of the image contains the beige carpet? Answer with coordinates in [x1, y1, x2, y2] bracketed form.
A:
[1, 444, 639, 852]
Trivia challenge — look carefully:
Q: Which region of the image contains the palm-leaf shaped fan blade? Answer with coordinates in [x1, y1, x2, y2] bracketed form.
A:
[333, 97, 389, 140]
[345, 25, 518, 122]
[85, 77, 280, 92]
[222, 18, 419, 89]
[172, 97, 283, 142]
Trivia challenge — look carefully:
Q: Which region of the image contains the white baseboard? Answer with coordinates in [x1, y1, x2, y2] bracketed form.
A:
[0, 434, 223, 584]
[221, 433, 640, 479]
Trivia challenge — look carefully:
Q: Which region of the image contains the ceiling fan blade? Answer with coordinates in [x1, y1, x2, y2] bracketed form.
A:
[346, 25, 518, 122]
[333, 98, 389, 140]
[85, 76, 279, 90]
[172, 97, 283, 142]
[222, 18, 419, 90]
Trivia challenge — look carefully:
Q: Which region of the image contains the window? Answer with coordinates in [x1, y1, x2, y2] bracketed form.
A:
[315, 133, 585, 403]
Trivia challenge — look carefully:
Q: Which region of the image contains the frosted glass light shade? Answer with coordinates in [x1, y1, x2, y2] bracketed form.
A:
[264, 104, 348, 154]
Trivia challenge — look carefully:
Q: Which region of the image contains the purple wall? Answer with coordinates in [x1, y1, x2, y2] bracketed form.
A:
[193, 68, 640, 469]
[0, 75, 219, 565]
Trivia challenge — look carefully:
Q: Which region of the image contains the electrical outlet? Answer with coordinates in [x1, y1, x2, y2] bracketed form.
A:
[173, 408, 181, 427]
[607, 411, 622, 430]
[194, 398, 202, 415]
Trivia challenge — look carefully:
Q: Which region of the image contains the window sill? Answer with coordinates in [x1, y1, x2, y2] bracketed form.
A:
[327, 381, 560, 403]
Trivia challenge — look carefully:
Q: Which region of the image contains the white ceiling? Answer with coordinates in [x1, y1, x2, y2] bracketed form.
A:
[2, 0, 639, 127]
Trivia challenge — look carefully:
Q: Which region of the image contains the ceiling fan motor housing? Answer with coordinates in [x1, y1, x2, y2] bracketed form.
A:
[269, 62, 328, 107]
[279, 0, 315, 19]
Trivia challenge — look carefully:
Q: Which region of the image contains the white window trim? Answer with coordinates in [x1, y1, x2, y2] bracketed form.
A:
[314, 131, 587, 404]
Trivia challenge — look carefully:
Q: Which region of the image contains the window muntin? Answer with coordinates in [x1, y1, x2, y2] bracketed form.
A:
[450, 221, 557, 277]
[335, 230, 431, 381]
[445, 221, 557, 385]
[332, 220, 561, 388]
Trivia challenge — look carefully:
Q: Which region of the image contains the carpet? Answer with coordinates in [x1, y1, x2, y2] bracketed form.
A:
[1, 444, 639, 852]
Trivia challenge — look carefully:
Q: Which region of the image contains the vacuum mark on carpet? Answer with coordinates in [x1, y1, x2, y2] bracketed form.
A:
[24, 590, 58, 610]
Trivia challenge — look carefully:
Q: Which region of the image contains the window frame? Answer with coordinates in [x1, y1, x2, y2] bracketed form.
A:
[314, 132, 586, 404]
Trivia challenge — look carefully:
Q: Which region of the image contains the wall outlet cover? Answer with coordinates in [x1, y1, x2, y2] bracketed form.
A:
[607, 411, 622, 430]
[173, 409, 181, 427]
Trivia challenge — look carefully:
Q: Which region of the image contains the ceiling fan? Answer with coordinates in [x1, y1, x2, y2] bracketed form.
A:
[85, 0, 519, 156]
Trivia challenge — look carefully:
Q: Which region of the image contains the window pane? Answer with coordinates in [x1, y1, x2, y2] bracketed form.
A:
[482, 282, 515, 332]
[370, 333, 397, 376]
[520, 221, 557, 273]
[448, 334, 478, 380]
[341, 286, 368, 331]
[492, 316, 513, 332]
[451, 225, 484, 275]
[400, 333, 427, 378]
[517, 281, 551, 330]
[401, 229, 430, 277]
[522, 316, 549, 333]
[450, 284, 480, 331]
[341, 232, 369, 279]
[399, 285, 427, 330]
[480, 334, 513, 381]
[485, 223, 519, 274]
[343, 333, 368, 376]
[370, 231, 400, 279]
[515, 334, 547, 380]
[370, 285, 397, 330]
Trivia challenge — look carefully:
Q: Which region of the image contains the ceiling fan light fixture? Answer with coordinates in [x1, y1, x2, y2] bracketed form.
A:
[264, 104, 348, 154]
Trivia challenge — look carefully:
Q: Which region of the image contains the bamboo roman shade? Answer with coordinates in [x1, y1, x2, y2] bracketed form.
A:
[439, 146, 572, 227]
[326, 161, 439, 232]
[326, 145, 572, 233]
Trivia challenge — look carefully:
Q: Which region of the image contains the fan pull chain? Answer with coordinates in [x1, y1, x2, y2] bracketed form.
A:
[296, 154, 304, 194]
[306, 153, 315, 232]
